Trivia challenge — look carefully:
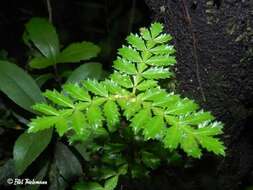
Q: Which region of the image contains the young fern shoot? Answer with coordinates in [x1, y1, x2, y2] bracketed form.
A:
[28, 23, 225, 159]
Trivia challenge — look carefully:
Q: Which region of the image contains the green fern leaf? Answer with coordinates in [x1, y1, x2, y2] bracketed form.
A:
[154, 34, 172, 44]
[163, 125, 181, 150]
[55, 117, 68, 136]
[43, 90, 74, 108]
[150, 45, 175, 55]
[72, 110, 88, 134]
[32, 103, 59, 116]
[152, 94, 180, 107]
[184, 111, 214, 125]
[118, 46, 142, 62]
[140, 27, 151, 40]
[146, 56, 176, 66]
[63, 83, 90, 102]
[150, 23, 163, 38]
[130, 109, 151, 133]
[143, 115, 165, 140]
[87, 105, 103, 128]
[111, 72, 133, 89]
[136, 80, 157, 91]
[27, 22, 225, 161]
[165, 98, 199, 115]
[127, 34, 146, 50]
[28, 116, 58, 132]
[195, 122, 223, 136]
[123, 101, 142, 120]
[104, 175, 119, 190]
[103, 100, 120, 131]
[198, 136, 225, 156]
[102, 80, 124, 94]
[113, 58, 137, 74]
[83, 80, 108, 97]
[142, 67, 172, 79]
[141, 88, 167, 101]
[181, 131, 202, 158]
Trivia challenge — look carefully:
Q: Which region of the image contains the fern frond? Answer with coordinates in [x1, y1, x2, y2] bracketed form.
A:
[28, 22, 225, 158]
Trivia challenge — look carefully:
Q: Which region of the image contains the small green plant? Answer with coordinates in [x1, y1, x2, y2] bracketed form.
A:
[27, 22, 225, 189]
[24, 18, 100, 69]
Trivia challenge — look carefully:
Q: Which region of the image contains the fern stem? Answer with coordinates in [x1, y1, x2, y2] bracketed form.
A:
[46, 0, 53, 23]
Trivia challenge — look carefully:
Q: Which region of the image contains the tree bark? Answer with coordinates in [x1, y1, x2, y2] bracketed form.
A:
[144, 0, 253, 189]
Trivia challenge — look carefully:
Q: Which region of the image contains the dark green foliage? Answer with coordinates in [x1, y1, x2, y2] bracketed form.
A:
[25, 18, 100, 69]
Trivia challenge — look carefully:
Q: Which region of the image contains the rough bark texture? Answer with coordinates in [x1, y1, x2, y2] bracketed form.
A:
[143, 0, 253, 189]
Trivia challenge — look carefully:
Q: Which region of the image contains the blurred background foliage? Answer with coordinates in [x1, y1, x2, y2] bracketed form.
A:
[0, 0, 150, 69]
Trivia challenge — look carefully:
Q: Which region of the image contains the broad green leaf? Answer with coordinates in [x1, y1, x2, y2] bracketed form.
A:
[143, 115, 165, 139]
[131, 109, 151, 133]
[113, 59, 136, 74]
[180, 133, 202, 158]
[163, 125, 182, 150]
[83, 80, 108, 97]
[137, 80, 157, 91]
[127, 34, 146, 50]
[104, 175, 118, 190]
[142, 67, 172, 79]
[57, 41, 100, 63]
[146, 56, 176, 66]
[43, 90, 74, 108]
[29, 57, 55, 69]
[67, 62, 103, 83]
[32, 103, 59, 115]
[150, 22, 163, 38]
[14, 129, 53, 175]
[0, 61, 45, 112]
[28, 116, 58, 132]
[55, 142, 83, 180]
[63, 83, 90, 102]
[103, 100, 120, 130]
[73, 182, 104, 190]
[198, 136, 225, 156]
[111, 72, 133, 88]
[87, 105, 103, 128]
[118, 47, 142, 62]
[25, 18, 59, 60]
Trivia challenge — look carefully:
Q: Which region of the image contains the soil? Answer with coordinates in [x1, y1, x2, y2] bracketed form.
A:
[143, 0, 253, 189]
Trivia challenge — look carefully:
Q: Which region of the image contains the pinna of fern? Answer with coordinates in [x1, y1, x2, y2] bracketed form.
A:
[28, 22, 225, 158]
